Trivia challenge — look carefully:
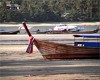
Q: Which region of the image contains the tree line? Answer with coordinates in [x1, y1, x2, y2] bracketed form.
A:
[0, 0, 99, 22]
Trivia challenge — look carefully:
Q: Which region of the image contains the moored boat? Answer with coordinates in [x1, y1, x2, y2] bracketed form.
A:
[0, 27, 21, 35]
[36, 26, 99, 34]
[23, 22, 100, 60]
[53, 23, 85, 31]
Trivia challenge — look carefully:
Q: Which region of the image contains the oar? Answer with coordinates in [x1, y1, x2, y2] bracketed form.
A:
[22, 22, 32, 37]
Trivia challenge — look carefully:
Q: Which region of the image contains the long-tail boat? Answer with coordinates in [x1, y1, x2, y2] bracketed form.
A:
[0, 27, 21, 35]
[23, 22, 100, 60]
[36, 27, 99, 34]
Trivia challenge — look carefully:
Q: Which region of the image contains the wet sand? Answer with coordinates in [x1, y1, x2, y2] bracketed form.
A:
[0, 44, 100, 80]
[0, 30, 100, 80]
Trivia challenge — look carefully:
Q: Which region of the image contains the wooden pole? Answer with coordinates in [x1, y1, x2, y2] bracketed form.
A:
[22, 22, 32, 37]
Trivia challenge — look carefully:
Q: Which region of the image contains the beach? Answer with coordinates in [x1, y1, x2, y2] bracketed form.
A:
[0, 22, 100, 80]
[0, 45, 100, 80]
[0, 34, 100, 80]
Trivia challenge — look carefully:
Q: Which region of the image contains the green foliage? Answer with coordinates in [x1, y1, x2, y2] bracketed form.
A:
[0, 0, 99, 22]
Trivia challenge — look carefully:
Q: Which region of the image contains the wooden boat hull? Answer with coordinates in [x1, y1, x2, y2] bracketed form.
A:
[22, 22, 100, 60]
[36, 28, 99, 34]
[0, 30, 20, 35]
[34, 39, 99, 59]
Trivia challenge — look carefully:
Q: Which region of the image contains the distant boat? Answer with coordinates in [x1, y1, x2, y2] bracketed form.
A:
[23, 22, 100, 60]
[36, 26, 99, 34]
[18, 24, 33, 30]
[54, 24, 83, 31]
[0, 27, 21, 35]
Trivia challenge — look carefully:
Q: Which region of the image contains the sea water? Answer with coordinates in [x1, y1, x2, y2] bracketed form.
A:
[0, 24, 99, 34]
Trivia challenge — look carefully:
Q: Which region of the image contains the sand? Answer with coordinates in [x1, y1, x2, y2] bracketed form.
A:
[0, 44, 100, 80]
[0, 21, 100, 80]
[0, 22, 100, 27]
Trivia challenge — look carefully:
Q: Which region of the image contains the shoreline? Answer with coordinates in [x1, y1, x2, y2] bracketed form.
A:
[0, 22, 99, 27]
